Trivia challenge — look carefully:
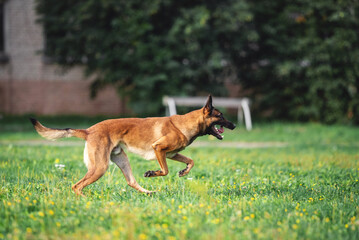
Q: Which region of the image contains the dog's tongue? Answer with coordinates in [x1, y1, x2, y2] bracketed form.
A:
[218, 126, 224, 134]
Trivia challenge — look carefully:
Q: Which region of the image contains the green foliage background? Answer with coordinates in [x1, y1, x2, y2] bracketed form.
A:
[36, 0, 359, 123]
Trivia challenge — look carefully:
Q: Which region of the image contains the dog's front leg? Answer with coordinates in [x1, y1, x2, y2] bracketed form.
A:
[144, 138, 170, 177]
[169, 153, 194, 177]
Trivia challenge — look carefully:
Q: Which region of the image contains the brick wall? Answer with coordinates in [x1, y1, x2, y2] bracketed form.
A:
[0, 0, 126, 116]
[0, 80, 125, 115]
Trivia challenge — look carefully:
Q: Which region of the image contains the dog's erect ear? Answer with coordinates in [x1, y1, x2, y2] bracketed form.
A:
[203, 94, 213, 114]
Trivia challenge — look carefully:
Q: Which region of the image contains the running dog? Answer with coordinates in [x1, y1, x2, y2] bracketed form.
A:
[30, 95, 236, 195]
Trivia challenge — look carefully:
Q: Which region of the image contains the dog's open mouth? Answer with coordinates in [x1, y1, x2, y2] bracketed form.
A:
[206, 120, 235, 140]
[211, 125, 225, 140]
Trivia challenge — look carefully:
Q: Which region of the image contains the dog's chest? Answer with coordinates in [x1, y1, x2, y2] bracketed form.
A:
[118, 143, 177, 160]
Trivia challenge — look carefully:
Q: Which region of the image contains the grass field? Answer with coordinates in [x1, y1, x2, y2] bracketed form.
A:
[1, 116, 359, 239]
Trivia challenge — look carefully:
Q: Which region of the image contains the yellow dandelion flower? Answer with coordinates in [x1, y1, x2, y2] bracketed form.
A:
[139, 233, 147, 240]
[178, 205, 183, 209]
[206, 211, 209, 215]
[38, 211, 45, 217]
[177, 210, 181, 214]
[26, 228, 32, 233]
[162, 224, 168, 229]
[292, 224, 298, 229]
[345, 224, 349, 228]
[213, 218, 220, 224]
[56, 222, 61, 227]
[48, 210, 54, 216]
[325, 217, 330, 223]
[244, 216, 250, 221]
[29, 214, 37, 221]
[167, 209, 171, 214]
[250, 214, 255, 219]
[55, 158, 60, 163]
[182, 216, 187, 220]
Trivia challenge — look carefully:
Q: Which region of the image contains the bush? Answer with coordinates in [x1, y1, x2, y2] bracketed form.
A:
[239, 0, 359, 124]
[36, 0, 253, 114]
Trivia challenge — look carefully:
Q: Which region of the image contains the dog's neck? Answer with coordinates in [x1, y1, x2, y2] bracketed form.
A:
[169, 109, 206, 144]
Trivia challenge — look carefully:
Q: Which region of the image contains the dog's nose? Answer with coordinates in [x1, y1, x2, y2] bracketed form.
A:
[228, 122, 236, 130]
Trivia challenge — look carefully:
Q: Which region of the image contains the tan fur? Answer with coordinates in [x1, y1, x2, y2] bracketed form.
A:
[30, 95, 235, 196]
[31, 119, 88, 141]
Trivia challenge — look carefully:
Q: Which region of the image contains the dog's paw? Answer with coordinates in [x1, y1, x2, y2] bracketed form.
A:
[144, 190, 156, 196]
[178, 168, 188, 177]
[144, 170, 156, 177]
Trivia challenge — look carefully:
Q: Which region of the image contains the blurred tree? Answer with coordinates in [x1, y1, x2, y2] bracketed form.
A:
[36, 0, 359, 123]
[238, 0, 359, 124]
[36, 0, 252, 114]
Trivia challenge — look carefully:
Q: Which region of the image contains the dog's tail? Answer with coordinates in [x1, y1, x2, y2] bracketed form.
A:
[30, 118, 88, 141]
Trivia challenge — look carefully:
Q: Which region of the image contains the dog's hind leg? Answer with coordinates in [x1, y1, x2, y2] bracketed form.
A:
[72, 141, 110, 196]
[111, 148, 154, 194]
[169, 153, 194, 177]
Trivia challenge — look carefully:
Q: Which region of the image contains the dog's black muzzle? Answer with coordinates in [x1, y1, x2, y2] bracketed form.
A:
[223, 120, 236, 130]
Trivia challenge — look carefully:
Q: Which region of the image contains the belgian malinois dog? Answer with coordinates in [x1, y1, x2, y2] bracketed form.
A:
[30, 95, 236, 195]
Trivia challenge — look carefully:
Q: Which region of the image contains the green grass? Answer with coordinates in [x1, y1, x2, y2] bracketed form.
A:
[0, 116, 358, 239]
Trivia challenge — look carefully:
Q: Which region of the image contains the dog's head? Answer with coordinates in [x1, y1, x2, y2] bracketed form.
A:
[202, 95, 236, 140]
